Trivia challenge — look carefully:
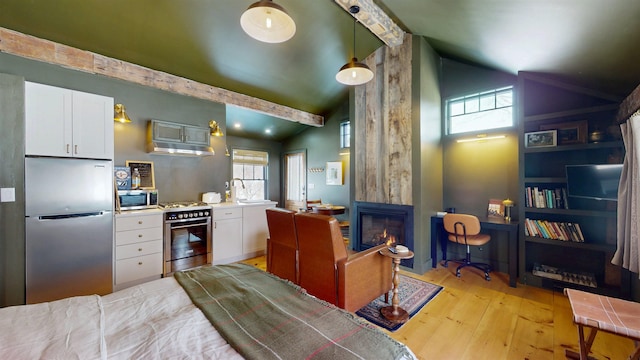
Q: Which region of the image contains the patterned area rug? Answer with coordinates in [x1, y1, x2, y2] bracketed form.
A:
[356, 274, 443, 332]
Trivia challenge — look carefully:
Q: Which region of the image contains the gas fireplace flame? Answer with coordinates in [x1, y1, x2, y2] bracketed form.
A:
[372, 228, 397, 246]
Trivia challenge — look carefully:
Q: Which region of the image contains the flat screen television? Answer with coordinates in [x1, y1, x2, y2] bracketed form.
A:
[565, 164, 622, 201]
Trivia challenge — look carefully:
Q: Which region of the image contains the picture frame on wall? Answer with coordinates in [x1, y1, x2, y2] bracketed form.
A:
[524, 130, 557, 148]
[326, 161, 343, 185]
[539, 120, 588, 145]
[125, 160, 155, 189]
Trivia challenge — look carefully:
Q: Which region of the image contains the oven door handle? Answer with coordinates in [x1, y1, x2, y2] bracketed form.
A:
[169, 222, 209, 230]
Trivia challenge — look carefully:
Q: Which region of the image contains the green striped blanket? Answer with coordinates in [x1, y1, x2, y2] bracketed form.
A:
[175, 264, 414, 360]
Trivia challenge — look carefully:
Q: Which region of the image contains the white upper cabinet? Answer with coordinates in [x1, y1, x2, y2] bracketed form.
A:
[25, 82, 114, 159]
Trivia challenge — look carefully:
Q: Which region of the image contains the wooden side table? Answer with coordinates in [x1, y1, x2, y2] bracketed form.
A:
[379, 247, 415, 323]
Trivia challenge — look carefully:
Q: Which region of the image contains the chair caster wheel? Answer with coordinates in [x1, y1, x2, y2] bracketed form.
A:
[485, 275, 491, 281]
[456, 271, 461, 278]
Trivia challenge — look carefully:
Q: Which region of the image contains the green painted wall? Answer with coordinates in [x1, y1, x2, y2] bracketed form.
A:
[440, 58, 518, 272]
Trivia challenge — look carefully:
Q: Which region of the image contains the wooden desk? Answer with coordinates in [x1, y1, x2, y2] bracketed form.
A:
[312, 205, 345, 216]
[430, 215, 519, 288]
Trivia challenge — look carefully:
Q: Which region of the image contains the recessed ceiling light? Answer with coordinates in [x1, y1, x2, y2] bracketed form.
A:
[265, 129, 272, 134]
[234, 123, 242, 129]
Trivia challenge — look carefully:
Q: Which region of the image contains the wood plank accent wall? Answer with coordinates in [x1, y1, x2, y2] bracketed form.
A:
[0, 27, 323, 127]
[354, 35, 413, 205]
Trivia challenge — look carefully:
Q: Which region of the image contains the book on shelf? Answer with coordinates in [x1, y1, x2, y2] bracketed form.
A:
[524, 186, 569, 209]
[524, 218, 584, 242]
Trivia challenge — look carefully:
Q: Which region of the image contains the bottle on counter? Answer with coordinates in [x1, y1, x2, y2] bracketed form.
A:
[132, 168, 141, 189]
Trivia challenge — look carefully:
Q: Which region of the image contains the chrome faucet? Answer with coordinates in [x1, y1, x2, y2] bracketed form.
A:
[228, 178, 245, 202]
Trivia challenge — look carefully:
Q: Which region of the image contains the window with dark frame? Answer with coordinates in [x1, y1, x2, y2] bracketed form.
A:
[340, 121, 350, 149]
[446, 86, 514, 135]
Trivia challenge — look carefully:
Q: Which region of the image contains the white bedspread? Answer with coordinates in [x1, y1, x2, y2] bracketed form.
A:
[0, 277, 243, 359]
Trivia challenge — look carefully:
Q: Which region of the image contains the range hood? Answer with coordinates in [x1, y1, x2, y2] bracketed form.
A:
[146, 120, 215, 157]
[146, 141, 214, 156]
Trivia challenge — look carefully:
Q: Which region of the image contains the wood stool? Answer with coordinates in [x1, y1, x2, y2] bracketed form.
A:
[564, 288, 640, 360]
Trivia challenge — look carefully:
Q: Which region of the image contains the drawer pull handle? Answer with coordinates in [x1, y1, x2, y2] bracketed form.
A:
[138, 248, 143, 251]
[138, 221, 143, 224]
[138, 234, 143, 238]
[138, 262, 143, 265]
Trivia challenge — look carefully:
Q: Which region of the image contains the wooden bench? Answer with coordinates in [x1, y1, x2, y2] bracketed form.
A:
[564, 288, 640, 360]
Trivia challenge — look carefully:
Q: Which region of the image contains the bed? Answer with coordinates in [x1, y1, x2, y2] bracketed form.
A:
[0, 263, 416, 359]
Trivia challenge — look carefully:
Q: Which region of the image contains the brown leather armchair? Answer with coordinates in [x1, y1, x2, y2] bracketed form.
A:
[294, 212, 392, 312]
[266, 207, 298, 284]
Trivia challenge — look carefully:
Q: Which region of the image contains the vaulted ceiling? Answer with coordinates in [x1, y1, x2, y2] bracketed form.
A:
[2, 0, 639, 140]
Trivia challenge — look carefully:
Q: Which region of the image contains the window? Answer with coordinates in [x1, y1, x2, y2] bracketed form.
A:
[232, 149, 268, 200]
[447, 86, 513, 135]
[340, 121, 350, 148]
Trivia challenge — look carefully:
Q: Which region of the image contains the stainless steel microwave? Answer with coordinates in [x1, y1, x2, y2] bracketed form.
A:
[117, 189, 159, 211]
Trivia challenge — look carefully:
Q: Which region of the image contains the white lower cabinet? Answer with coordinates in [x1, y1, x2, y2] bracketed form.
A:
[114, 211, 163, 291]
[242, 204, 274, 256]
[211, 202, 275, 264]
[212, 207, 243, 264]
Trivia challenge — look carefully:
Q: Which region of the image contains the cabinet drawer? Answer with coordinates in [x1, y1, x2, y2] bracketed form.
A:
[116, 214, 163, 231]
[115, 253, 163, 284]
[116, 239, 163, 260]
[115, 227, 163, 246]
[213, 207, 243, 220]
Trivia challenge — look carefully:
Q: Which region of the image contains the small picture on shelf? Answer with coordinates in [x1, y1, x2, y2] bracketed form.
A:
[539, 120, 587, 145]
[487, 198, 505, 219]
[525, 130, 557, 148]
[114, 166, 131, 190]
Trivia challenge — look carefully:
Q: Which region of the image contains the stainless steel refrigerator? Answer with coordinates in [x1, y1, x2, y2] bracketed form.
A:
[25, 157, 113, 304]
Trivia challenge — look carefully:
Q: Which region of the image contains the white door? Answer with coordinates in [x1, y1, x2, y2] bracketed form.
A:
[284, 151, 306, 212]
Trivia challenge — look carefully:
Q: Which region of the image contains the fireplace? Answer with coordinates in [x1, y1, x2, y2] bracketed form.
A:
[353, 201, 414, 268]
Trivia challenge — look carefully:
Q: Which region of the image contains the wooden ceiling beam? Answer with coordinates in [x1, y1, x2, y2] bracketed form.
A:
[0, 27, 324, 127]
[334, 0, 405, 48]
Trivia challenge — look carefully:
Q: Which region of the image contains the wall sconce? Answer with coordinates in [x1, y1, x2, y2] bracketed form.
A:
[114, 104, 131, 123]
[209, 120, 224, 136]
[456, 134, 506, 143]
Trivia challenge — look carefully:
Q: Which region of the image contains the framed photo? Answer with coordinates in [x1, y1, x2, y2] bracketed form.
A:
[524, 130, 557, 148]
[487, 198, 505, 219]
[114, 166, 131, 190]
[539, 120, 588, 145]
[326, 161, 343, 185]
[125, 160, 155, 189]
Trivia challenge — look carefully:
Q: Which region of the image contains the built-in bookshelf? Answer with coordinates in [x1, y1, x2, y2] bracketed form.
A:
[517, 72, 631, 299]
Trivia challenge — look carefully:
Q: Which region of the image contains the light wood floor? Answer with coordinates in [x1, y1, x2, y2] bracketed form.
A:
[241, 256, 635, 360]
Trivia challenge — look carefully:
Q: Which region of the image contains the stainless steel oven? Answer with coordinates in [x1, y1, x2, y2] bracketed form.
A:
[162, 203, 212, 276]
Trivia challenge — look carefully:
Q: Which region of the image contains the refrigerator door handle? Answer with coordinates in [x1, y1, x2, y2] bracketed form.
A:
[38, 211, 107, 220]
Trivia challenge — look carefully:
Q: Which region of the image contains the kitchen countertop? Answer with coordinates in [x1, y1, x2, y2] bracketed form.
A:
[115, 208, 164, 217]
[208, 201, 277, 209]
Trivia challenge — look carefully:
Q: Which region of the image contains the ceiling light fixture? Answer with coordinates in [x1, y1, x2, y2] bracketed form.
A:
[240, 0, 296, 43]
[209, 120, 224, 136]
[114, 103, 131, 123]
[336, 5, 374, 86]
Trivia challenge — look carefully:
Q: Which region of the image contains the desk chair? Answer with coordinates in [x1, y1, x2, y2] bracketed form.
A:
[443, 213, 492, 281]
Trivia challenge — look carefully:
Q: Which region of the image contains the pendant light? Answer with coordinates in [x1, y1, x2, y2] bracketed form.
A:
[336, 5, 373, 86]
[240, 0, 296, 43]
